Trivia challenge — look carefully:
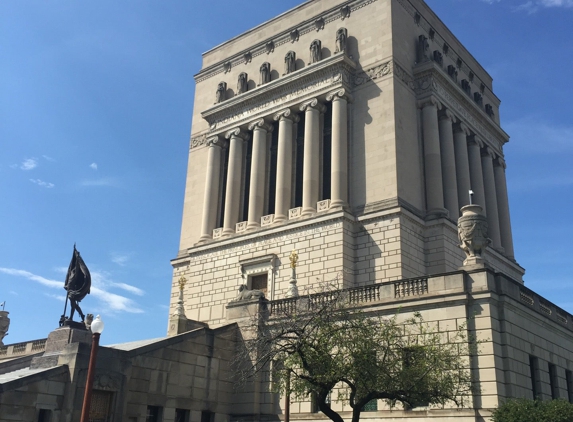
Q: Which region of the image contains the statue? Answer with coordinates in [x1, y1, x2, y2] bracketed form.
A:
[84, 313, 94, 330]
[259, 62, 271, 85]
[335, 28, 348, 54]
[284, 51, 296, 75]
[60, 245, 91, 326]
[0, 310, 9, 346]
[458, 204, 491, 267]
[285, 250, 299, 298]
[232, 284, 265, 302]
[289, 250, 298, 268]
[309, 39, 322, 64]
[215, 82, 227, 103]
[416, 35, 430, 63]
[237, 72, 248, 94]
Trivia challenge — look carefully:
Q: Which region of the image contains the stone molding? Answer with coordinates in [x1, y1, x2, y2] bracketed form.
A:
[439, 109, 457, 123]
[326, 88, 354, 103]
[299, 98, 327, 114]
[418, 96, 442, 110]
[413, 61, 507, 155]
[453, 122, 470, 136]
[194, 0, 378, 83]
[224, 127, 250, 141]
[353, 60, 393, 87]
[202, 54, 355, 134]
[206, 135, 227, 148]
[189, 133, 208, 150]
[248, 118, 274, 133]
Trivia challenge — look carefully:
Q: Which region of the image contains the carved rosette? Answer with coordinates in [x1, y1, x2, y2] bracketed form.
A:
[0, 311, 10, 347]
[458, 204, 491, 266]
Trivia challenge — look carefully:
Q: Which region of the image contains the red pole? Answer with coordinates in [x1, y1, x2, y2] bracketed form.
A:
[80, 332, 100, 422]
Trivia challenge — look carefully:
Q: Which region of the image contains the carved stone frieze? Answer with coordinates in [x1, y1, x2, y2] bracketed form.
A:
[194, 0, 379, 83]
[93, 372, 122, 391]
[353, 60, 393, 87]
[190, 134, 208, 150]
[202, 54, 355, 133]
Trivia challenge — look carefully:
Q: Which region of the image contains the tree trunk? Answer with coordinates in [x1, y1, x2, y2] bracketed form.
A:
[317, 395, 345, 422]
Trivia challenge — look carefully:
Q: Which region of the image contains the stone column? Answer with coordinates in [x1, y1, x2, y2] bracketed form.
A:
[421, 97, 447, 218]
[199, 136, 226, 242]
[482, 148, 502, 250]
[247, 119, 273, 230]
[438, 109, 459, 219]
[453, 123, 472, 211]
[300, 98, 326, 217]
[467, 136, 486, 215]
[223, 128, 249, 236]
[273, 109, 299, 223]
[327, 88, 352, 209]
[494, 157, 515, 258]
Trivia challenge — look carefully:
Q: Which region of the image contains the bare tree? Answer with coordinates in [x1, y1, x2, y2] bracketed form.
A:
[235, 282, 477, 422]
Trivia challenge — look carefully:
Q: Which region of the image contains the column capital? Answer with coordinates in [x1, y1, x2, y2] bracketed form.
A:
[224, 127, 250, 141]
[453, 122, 470, 136]
[248, 118, 274, 132]
[273, 108, 300, 123]
[206, 135, 227, 149]
[439, 109, 457, 123]
[418, 96, 442, 110]
[326, 88, 353, 103]
[299, 98, 327, 113]
[481, 146, 497, 159]
[494, 156, 507, 169]
[468, 135, 484, 148]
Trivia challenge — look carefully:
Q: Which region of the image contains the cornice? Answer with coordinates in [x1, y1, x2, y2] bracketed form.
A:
[412, 61, 509, 154]
[202, 54, 356, 135]
[194, 0, 378, 84]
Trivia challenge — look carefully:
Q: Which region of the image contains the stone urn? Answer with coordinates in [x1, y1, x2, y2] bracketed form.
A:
[458, 204, 491, 267]
[0, 311, 10, 346]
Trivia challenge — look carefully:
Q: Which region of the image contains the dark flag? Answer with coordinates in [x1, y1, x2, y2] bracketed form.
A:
[61, 245, 91, 324]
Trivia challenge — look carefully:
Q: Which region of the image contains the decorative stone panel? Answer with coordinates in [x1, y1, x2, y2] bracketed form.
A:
[236, 222, 247, 233]
[261, 214, 274, 226]
[289, 207, 302, 220]
[213, 228, 223, 239]
[317, 199, 331, 212]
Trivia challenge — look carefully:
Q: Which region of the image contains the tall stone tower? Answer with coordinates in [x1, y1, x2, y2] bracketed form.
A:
[170, 0, 523, 325]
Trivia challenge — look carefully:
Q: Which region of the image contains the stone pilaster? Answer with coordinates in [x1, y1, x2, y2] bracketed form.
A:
[199, 136, 226, 242]
[438, 109, 459, 219]
[326, 88, 352, 209]
[467, 135, 487, 215]
[481, 147, 502, 250]
[453, 123, 472, 211]
[300, 98, 326, 217]
[494, 157, 515, 258]
[273, 109, 299, 223]
[420, 97, 447, 218]
[223, 128, 250, 236]
[247, 119, 273, 230]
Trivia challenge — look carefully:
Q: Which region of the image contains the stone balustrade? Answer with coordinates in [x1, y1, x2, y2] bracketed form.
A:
[0, 338, 46, 360]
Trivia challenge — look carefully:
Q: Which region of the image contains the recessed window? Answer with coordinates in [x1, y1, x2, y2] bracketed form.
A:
[175, 409, 190, 422]
[250, 273, 268, 296]
[38, 409, 51, 422]
[201, 411, 214, 422]
[549, 363, 559, 399]
[146, 405, 163, 422]
[530, 356, 540, 400]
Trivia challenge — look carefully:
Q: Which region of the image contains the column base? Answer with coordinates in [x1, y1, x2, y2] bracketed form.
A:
[198, 234, 213, 243]
[274, 214, 287, 224]
[246, 222, 261, 231]
[222, 228, 235, 237]
[301, 207, 316, 217]
[329, 199, 347, 209]
[425, 208, 449, 220]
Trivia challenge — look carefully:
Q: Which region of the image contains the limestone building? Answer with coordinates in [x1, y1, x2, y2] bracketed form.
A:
[2, 1, 573, 421]
[172, 0, 522, 334]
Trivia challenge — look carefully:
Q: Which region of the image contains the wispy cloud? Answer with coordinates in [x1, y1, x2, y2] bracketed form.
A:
[111, 252, 131, 266]
[0, 267, 144, 314]
[90, 163, 98, 170]
[505, 118, 573, 154]
[515, 0, 573, 13]
[20, 158, 38, 170]
[79, 178, 119, 187]
[30, 179, 55, 188]
[45, 293, 66, 302]
[42, 155, 55, 162]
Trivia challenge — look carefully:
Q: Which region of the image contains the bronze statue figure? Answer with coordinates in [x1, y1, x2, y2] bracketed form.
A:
[60, 245, 91, 326]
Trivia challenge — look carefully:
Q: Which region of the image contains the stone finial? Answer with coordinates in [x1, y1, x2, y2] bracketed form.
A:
[458, 204, 491, 267]
[0, 311, 10, 346]
[174, 276, 187, 317]
[286, 251, 299, 298]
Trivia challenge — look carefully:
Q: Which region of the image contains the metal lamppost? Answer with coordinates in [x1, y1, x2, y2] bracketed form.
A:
[80, 315, 104, 422]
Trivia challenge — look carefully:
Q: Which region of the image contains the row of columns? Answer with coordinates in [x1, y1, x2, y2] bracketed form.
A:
[420, 96, 514, 258]
[199, 89, 351, 242]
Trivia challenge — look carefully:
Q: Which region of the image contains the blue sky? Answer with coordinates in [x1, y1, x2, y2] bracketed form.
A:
[1, 0, 571, 346]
